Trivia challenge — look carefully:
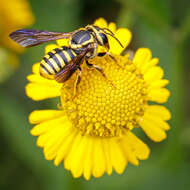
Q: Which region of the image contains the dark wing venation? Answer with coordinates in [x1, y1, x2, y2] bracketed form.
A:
[54, 47, 90, 83]
[54, 62, 78, 83]
[54, 44, 94, 83]
[9, 29, 72, 47]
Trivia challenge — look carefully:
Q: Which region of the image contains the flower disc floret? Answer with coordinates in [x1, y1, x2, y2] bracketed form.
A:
[61, 55, 147, 137]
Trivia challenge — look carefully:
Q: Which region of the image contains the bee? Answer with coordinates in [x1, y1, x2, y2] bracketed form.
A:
[9, 25, 123, 96]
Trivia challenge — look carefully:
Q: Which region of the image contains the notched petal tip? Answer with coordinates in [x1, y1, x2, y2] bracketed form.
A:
[133, 48, 152, 68]
[109, 28, 132, 55]
[148, 88, 170, 103]
[93, 17, 108, 28]
[45, 44, 59, 54]
[32, 63, 40, 74]
[29, 110, 63, 124]
[25, 82, 61, 101]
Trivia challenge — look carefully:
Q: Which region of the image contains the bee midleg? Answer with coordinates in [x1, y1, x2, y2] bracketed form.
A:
[73, 66, 82, 99]
[97, 52, 124, 68]
[85, 59, 115, 88]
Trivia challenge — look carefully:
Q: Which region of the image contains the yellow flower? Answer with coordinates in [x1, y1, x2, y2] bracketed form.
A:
[26, 18, 171, 180]
[0, 0, 35, 53]
[0, 0, 34, 82]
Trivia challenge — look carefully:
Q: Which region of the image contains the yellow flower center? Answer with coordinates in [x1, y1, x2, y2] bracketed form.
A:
[60, 55, 148, 137]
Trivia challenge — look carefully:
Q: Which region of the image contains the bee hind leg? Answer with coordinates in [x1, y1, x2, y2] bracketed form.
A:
[97, 52, 124, 68]
[73, 67, 82, 99]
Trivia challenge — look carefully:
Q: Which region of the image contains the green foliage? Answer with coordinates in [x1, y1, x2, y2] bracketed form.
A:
[1, 0, 190, 189]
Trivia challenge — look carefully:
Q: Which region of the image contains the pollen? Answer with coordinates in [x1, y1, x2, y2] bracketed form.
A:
[61, 55, 148, 137]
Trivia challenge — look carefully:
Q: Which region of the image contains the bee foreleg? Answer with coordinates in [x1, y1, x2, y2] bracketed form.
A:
[97, 52, 106, 57]
[85, 59, 115, 88]
[97, 52, 124, 69]
[73, 66, 82, 99]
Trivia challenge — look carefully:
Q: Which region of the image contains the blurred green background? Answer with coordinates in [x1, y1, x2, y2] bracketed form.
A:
[1, 0, 190, 189]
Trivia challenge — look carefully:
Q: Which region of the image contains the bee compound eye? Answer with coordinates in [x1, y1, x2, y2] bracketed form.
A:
[99, 33, 108, 45]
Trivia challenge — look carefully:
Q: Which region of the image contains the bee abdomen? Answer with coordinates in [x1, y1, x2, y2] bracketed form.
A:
[39, 47, 77, 79]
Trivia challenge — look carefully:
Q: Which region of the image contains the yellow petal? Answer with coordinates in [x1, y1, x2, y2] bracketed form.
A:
[29, 110, 63, 124]
[67, 135, 87, 178]
[45, 44, 59, 54]
[32, 63, 40, 74]
[56, 39, 69, 47]
[122, 144, 139, 166]
[109, 139, 127, 174]
[144, 66, 164, 83]
[108, 22, 117, 33]
[133, 48, 152, 69]
[149, 79, 169, 89]
[36, 127, 60, 147]
[64, 133, 83, 171]
[94, 17, 108, 28]
[124, 131, 150, 160]
[148, 88, 170, 103]
[109, 28, 132, 55]
[139, 115, 167, 142]
[27, 74, 46, 83]
[92, 138, 106, 178]
[30, 116, 68, 136]
[36, 134, 49, 147]
[44, 120, 72, 159]
[43, 126, 67, 160]
[142, 109, 171, 131]
[43, 132, 66, 160]
[27, 73, 61, 86]
[141, 58, 159, 74]
[25, 83, 61, 101]
[145, 105, 171, 121]
[102, 139, 113, 175]
[54, 127, 77, 166]
[83, 137, 93, 180]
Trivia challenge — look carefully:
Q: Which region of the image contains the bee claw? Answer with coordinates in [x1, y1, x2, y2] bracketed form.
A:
[72, 95, 77, 100]
[108, 80, 116, 89]
[72, 89, 77, 100]
[57, 103, 63, 109]
[107, 52, 124, 69]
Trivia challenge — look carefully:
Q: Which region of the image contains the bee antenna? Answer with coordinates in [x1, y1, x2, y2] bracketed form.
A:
[93, 25, 124, 48]
[94, 25, 114, 35]
[104, 32, 124, 48]
[102, 28, 114, 35]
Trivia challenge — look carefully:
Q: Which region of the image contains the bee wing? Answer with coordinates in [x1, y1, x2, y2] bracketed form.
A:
[9, 29, 73, 47]
[55, 43, 94, 83]
[54, 62, 78, 83]
[54, 48, 89, 83]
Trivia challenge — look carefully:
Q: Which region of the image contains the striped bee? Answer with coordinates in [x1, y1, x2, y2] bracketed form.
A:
[40, 46, 79, 81]
[9, 25, 123, 96]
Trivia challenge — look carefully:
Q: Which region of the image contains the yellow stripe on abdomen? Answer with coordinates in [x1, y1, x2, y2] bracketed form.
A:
[41, 59, 56, 75]
[63, 51, 72, 63]
[49, 58, 60, 72]
[54, 53, 66, 68]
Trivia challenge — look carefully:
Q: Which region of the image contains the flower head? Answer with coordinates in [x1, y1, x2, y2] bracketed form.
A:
[0, 0, 34, 83]
[0, 0, 35, 53]
[26, 18, 171, 179]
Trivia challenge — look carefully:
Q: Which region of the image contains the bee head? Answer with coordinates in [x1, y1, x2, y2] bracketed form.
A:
[86, 25, 108, 48]
[86, 25, 123, 50]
